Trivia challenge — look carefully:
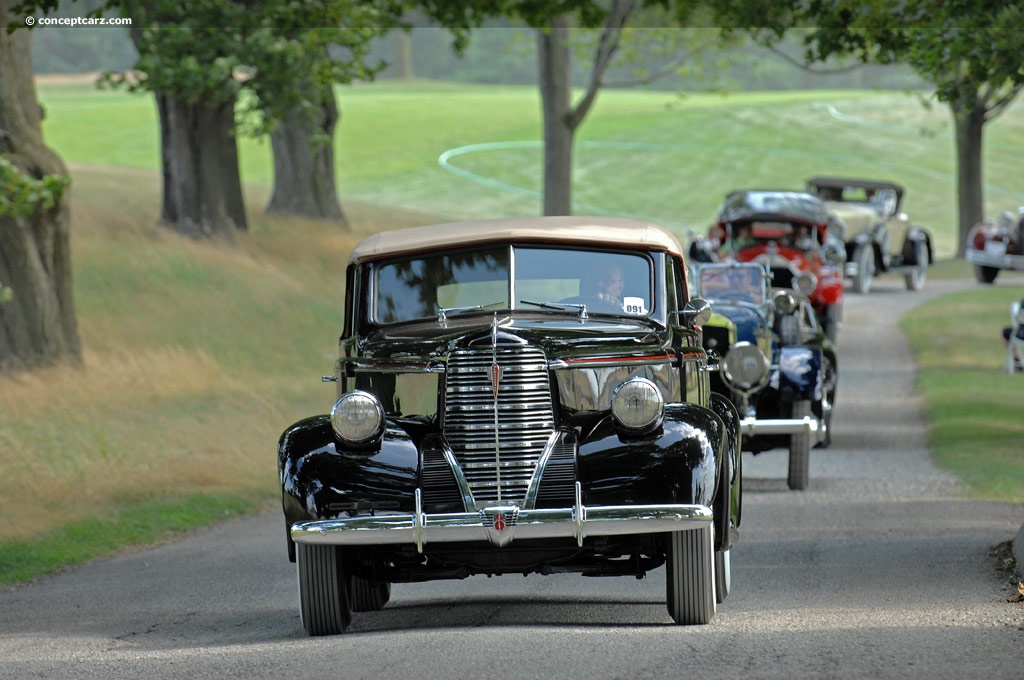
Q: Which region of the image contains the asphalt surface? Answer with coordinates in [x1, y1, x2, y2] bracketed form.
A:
[1, 275, 1022, 680]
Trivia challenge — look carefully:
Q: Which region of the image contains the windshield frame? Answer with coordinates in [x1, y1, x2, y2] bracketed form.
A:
[365, 243, 662, 328]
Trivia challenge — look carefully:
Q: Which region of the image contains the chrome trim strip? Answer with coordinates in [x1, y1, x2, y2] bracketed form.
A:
[291, 496, 713, 552]
[345, 359, 446, 374]
[521, 431, 563, 510]
[965, 249, 1024, 270]
[548, 354, 676, 370]
[739, 416, 819, 435]
[440, 445, 476, 511]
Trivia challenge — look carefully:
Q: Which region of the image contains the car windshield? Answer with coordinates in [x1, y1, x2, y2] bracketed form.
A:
[697, 265, 766, 305]
[373, 246, 654, 324]
[728, 220, 818, 253]
[818, 185, 897, 215]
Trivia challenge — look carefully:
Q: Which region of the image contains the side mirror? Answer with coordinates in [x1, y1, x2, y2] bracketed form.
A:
[681, 298, 712, 328]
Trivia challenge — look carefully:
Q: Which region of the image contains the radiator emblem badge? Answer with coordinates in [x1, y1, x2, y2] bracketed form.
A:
[489, 362, 503, 399]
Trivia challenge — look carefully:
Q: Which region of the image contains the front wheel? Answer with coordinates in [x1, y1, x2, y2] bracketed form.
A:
[665, 525, 716, 625]
[714, 549, 731, 604]
[788, 399, 812, 490]
[905, 242, 927, 291]
[851, 244, 874, 294]
[350, 573, 391, 612]
[974, 264, 999, 284]
[297, 543, 352, 636]
[822, 304, 841, 344]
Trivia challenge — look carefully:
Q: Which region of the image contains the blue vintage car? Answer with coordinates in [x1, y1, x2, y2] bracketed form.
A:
[694, 261, 838, 490]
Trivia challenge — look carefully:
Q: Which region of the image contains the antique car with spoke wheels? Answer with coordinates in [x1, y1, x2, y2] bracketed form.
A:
[690, 189, 846, 343]
[965, 208, 1024, 284]
[694, 262, 837, 490]
[278, 216, 742, 635]
[805, 176, 933, 294]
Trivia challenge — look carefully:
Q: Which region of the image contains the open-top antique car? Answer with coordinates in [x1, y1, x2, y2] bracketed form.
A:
[965, 208, 1024, 284]
[805, 176, 933, 294]
[694, 262, 837, 490]
[689, 189, 846, 342]
[278, 216, 742, 635]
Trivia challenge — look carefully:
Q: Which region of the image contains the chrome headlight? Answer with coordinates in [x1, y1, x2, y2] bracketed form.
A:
[773, 290, 798, 315]
[793, 271, 818, 296]
[721, 342, 770, 394]
[331, 390, 384, 445]
[611, 377, 664, 432]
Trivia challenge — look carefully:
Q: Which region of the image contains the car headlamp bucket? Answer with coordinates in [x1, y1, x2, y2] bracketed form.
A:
[794, 271, 818, 297]
[611, 377, 664, 432]
[773, 290, 798, 315]
[331, 390, 385, 445]
[721, 342, 770, 394]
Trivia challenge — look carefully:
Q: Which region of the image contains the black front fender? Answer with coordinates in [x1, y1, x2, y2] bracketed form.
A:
[577, 402, 726, 509]
[278, 416, 419, 529]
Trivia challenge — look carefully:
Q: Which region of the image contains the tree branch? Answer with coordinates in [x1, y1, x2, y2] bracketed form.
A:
[567, 0, 634, 130]
[765, 43, 863, 75]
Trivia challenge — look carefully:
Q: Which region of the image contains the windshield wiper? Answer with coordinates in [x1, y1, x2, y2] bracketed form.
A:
[519, 299, 588, 323]
[435, 302, 503, 328]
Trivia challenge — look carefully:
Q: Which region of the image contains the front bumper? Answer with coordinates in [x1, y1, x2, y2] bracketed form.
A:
[291, 484, 713, 552]
[739, 415, 819, 436]
[966, 248, 1024, 271]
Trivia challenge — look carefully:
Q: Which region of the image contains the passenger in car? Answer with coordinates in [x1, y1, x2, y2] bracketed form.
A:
[593, 264, 626, 308]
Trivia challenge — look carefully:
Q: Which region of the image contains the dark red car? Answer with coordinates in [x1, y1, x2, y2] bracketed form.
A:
[690, 190, 846, 341]
[965, 208, 1024, 283]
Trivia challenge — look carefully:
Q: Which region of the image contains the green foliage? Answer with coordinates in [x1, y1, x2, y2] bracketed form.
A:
[89, 0, 401, 136]
[0, 156, 70, 218]
[721, 0, 1024, 113]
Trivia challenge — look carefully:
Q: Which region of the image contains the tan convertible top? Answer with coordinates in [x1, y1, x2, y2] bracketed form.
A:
[348, 216, 684, 264]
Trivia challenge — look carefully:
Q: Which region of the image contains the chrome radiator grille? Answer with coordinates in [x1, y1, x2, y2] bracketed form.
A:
[443, 346, 554, 506]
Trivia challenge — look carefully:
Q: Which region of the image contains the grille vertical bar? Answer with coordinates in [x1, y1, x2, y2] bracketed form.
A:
[443, 346, 554, 506]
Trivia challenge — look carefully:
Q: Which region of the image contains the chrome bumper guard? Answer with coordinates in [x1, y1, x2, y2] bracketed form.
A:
[740, 415, 819, 436]
[966, 249, 1024, 271]
[291, 483, 713, 553]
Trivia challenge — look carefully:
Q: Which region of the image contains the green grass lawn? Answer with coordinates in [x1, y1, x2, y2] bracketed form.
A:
[901, 286, 1024, 502]
[37, 79, 1024, 257]
[3, 78, 1019, 586]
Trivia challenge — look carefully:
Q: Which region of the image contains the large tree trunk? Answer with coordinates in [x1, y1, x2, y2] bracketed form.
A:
[536, 3, 631, 217]
[952, 99, 986, 258]
[267, 89, 346, 224]
[155, 92, 247, 240]
[0, 2, 80, 371]
[538, 18, 575, 217]
[392, 30, 414, 80]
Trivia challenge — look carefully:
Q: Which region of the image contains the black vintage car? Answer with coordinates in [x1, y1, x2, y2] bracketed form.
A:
[694, 262, 837, 490]
[278, 216, 742, 635]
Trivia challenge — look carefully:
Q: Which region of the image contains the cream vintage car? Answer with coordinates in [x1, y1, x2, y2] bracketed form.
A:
[806, 177, 933, 294]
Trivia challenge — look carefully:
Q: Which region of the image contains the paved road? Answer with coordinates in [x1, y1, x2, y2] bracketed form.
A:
[1, 276, 1022, 680]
